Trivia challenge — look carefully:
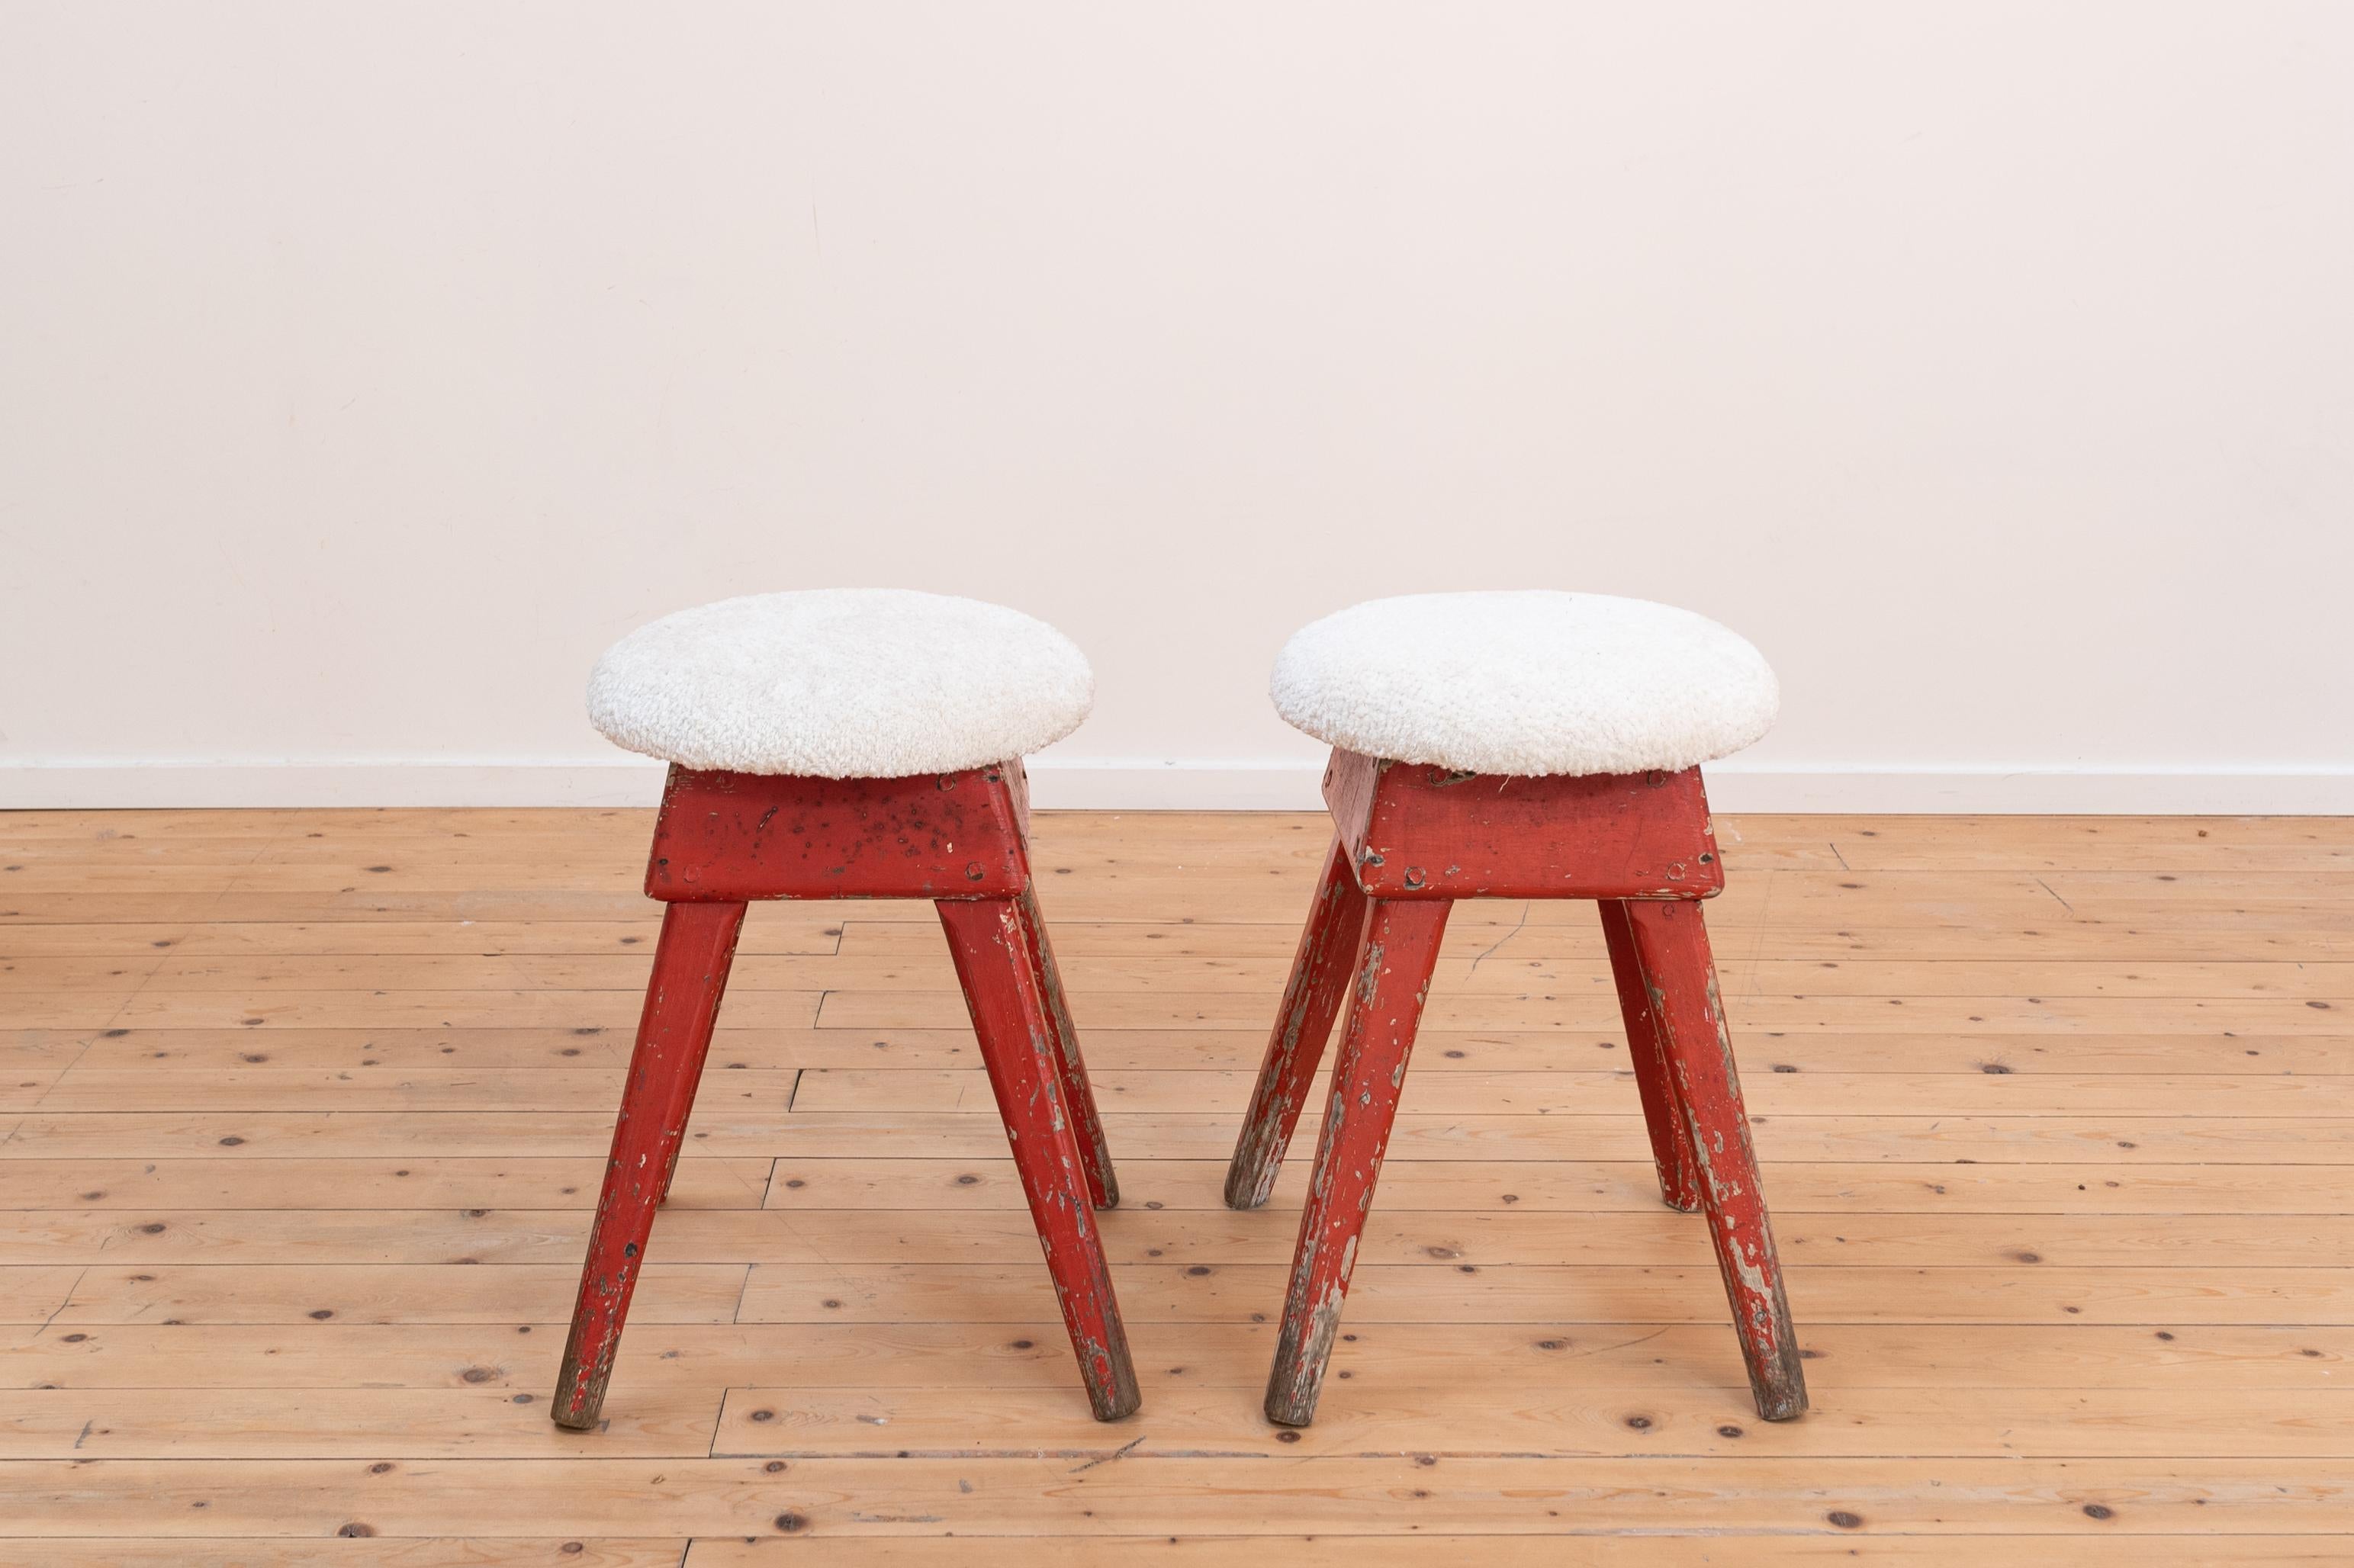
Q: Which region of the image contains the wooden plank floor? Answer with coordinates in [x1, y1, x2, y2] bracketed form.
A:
[3, 807, 2352, 1565]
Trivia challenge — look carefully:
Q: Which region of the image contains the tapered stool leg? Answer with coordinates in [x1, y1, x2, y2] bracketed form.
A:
[552, 899, 746, 1429]
[939, 896, 1141, 1421]
[1226, 837, 1369, 1210]
[1264, 896, 1450, 1426]
[1599, 900, 1702, 1212]
[1015, 885, 1118, 1210]
[1622, 898, 1809, 1421]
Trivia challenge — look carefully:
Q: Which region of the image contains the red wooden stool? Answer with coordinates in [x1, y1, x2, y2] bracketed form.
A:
[555, 590, 1137, 1427]
[1230, 591, 1807, 1428]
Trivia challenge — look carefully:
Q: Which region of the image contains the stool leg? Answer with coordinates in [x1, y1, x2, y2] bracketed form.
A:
[939, 896, 1141, 1421]
[1015, 885, 1118, 1210]
[1264, 896, 1450, 1427]
[552, 898, 745, 1430]
[1599, 900, 1703, 1213]
[1225, 837, 1368, 1210]
[1622, 898, 1809, 1422]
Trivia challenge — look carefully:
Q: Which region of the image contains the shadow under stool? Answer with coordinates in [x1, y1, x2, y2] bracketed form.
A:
[1226, 751, 1809, 1428]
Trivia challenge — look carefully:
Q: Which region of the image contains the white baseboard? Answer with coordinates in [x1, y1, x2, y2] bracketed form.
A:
[0, 763, 674, 810]
[1, 758, 2349, 814]
[1025, 761, 2354, 814]
[1700, 766, 2354, 815]
[1025, 760, 1325, 810]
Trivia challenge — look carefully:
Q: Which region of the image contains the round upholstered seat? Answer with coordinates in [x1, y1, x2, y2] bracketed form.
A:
[587, 589, 1092, 778]
[1271, 590, 1777, 777]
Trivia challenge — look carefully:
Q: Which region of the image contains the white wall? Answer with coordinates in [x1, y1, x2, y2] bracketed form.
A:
[4, 2, 2350, 811]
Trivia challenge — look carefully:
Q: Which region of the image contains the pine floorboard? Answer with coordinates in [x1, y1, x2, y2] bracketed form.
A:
[3, 807, 2352, 1561]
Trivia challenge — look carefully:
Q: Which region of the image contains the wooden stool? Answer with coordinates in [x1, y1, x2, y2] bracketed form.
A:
[1229, 591, 1808, 1427]
[553, 590, 1137, 1427]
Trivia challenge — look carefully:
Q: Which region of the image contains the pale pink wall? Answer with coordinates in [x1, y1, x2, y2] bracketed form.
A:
[4, 2, 2349, 808]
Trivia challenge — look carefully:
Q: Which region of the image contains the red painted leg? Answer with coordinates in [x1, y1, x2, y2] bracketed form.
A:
[1623, 898, 1809, 1421]
[1600, 900, 1702, 1213]
[552, 899, 745, 1430]
[1225, 837, 1369, 1210]
[938, 897, 1141, 1421]
[1263, 897, 1450, 1426]
[1015, 885, 1118, 1210]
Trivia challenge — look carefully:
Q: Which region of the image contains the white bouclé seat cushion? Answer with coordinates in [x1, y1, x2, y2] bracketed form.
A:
[587, 590, 1092, 777]
[1271, 590, 1777, 777]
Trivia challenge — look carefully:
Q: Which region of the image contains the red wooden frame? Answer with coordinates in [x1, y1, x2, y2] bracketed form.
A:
[552, 763, 1139, 1429]
[1231, 748, 1807, 1427]
[1224, 838, 1367, 1210]
[1324, 750, 1725, 900]
[645, 762, 1032, 901]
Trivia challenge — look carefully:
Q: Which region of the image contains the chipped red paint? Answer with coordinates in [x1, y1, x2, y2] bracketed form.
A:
[1015, 884, 1118, 1210]
[1323, 750, 1724, 900]
[1622, 897, 1809, 1421]
[645, 765, 1029, 901]
[1262, 896, 1450, 1426]
[552, 898, 744, 1430]
[1236, 747, 1806, 1427]
[939, 898, 1140, 1420]
[1599, 898, 1703, 1213]
[552, 760, 1136, 1431]
[1224, 837, 1369, 1210]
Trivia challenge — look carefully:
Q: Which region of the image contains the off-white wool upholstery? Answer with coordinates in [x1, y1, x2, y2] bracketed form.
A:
[587, 590, 1093, 778]
[1271, 590, 1777, 777]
